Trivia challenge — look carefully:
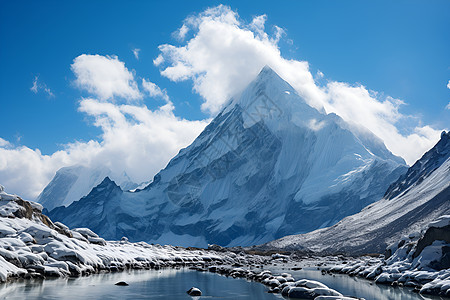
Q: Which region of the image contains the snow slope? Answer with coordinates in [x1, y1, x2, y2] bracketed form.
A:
[263, 131, 450, 254]
[47, 66, 406, 247]
[36, 165, 138, 211]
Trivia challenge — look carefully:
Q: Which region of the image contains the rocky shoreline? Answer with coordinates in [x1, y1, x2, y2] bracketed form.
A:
[0, 190, 449, 299]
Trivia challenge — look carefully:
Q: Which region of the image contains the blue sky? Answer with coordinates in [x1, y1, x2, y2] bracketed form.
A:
[0, 0, 449, 198]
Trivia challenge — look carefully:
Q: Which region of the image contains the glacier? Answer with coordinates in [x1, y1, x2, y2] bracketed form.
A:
[46, 66, 407, 247]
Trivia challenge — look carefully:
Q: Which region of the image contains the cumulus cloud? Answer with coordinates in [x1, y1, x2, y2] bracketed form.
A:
[447, 80, 450, 89]
[71, 54, 142, 102]
[0, 138, 10, 148]
[142, 79, 170, 102]
[157, 5, 325, 115]
[155, 4, 443, 165]
[446, 102, 450, 110]
[0, 56, 208, 200]
[174, 24, 189, 40]
[316, 70, 324, 79]
[30, 76, 54, 97]
[132, 48, 141, 60]
[325, 82, 441, 164]
[1, 6, 445, 199]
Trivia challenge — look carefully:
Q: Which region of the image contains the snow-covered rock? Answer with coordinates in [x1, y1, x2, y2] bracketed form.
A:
[46, 66, 406, 247]
[263, 131, 450, 254]
[313, 215, 450, 297]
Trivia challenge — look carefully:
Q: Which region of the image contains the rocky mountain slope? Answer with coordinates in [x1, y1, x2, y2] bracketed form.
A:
[47, 66, 406, 247]
[262, 131, 450, 254]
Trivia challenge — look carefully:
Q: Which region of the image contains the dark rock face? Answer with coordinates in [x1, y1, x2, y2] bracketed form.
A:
[3, 197, 72, 239]
[414, 224, 450, 271]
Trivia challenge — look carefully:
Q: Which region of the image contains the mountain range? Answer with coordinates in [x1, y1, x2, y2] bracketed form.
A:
[45, 66, 408, 247]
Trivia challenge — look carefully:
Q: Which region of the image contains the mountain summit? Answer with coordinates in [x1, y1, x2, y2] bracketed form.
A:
[48, 67, 407, 247]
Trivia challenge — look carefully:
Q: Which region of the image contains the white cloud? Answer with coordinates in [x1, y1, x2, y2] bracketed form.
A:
[1, 6, 446, 200]
[447, 80, 450, 89]
[0, 99, 207, 200]
[155, 4, 444, 165]
[157, 5, 326, 115]
[30, 76, 54, 97]
[30, 77, 38, 93]
[174, 24, 189, 41]
[0, 56, 208, 200]
[0, 138, 10, 148]
[71, 54, 142, 102]
[325, 82, 442, 164]
[446, 102, 450, 110]
[153, 54, 164, 66]
[132, 48, 141, 60]
[316, 70, 324, 79]
[142, 79, 170, 102]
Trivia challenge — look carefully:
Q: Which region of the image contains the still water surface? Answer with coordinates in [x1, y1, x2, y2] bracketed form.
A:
[0, 268, 443, 300]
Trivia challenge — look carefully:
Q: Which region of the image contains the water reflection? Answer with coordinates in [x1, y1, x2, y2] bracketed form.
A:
[0, 269, 281, 300]
[0, 267, 443, 300]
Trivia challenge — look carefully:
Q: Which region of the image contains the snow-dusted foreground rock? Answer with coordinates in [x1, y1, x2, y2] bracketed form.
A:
[0, 187, 269, 283]
[315, 215, 450, 297]
[189, 263, 361, 299]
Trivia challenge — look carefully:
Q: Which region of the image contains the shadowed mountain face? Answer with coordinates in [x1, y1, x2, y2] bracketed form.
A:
[47, 66, 406, 247]
[263, 132, 450, 255]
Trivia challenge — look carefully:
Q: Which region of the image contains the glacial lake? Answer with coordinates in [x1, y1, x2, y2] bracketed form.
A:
[0, 267, 443, 300]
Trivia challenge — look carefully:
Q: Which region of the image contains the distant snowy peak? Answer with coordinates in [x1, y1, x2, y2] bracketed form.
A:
[384, 131, 449, 200]
[37, 165, 137, 211]
[84, 176, 121, 198]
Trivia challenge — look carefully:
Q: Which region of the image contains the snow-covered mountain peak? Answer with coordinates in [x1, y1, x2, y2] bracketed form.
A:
[48, 68, 407, 247]
[87, 176, 121, 196]
[224, 66, 314, 128]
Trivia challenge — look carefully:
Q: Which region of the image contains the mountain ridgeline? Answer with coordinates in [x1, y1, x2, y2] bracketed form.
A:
[37, 165, 138, 211]
[263, 131, 450, 254]
[46, 67, 407, 247]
